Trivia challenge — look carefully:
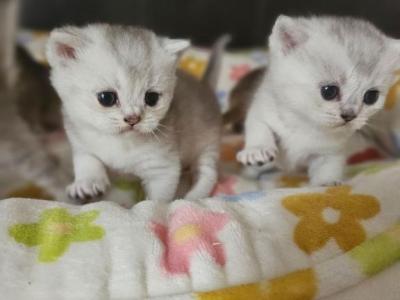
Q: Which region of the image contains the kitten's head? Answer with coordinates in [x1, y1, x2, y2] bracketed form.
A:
[268, 15, 400, 131]
[46, 24, 190, 135]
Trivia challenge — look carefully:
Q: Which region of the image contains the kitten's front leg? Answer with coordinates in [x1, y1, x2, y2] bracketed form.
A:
[308, 154, 345, 186]
[237, 111, 277, 166]
[67, 153, 110, 201]
[142, 163, 180, 202]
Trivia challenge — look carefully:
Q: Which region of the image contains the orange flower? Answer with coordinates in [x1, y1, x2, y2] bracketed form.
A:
[197, 268, 316, 300]
[385, 71, 400, 110]
[282, 186, 380, 254]
[7, 183, 54, 200]
[279, 175, 309, 188]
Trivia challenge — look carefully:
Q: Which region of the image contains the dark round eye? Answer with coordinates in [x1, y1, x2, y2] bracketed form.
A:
[144, 91, 160, 107]
[363, 89, 379, 105]
[97, 91, 118, 107]
[321, 85, 340, 101]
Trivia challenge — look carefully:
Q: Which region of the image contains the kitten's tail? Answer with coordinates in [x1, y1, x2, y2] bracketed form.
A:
[202, 34, 231, 90]
[0, 0, 19, 87]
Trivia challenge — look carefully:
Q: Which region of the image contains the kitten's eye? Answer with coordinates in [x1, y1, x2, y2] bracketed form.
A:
[145, 91, 160, 107]
[321, 85, 340, 101]
[363, 89, 379, 105]
[97, 91, 118, 107]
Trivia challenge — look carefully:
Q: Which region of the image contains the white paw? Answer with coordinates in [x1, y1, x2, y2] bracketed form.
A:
[236, 147, 276, 166]
[67, 178, 109, 202]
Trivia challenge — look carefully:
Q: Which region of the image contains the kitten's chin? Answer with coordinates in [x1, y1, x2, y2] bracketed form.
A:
[330, 122, 347, 129]
[326, 121, 361, 133]
[119, 126, 135, 134]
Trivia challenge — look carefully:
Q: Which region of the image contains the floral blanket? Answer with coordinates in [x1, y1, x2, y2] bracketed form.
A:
[1, 161, 400, 299]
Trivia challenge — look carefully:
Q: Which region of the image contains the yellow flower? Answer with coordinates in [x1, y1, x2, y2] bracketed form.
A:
[179, 55, 207, 79]
[385, 71, 400, 110]
[197, 269, 316, 300]
[279, 175, 309, 188]
[282, 186, 380, 254]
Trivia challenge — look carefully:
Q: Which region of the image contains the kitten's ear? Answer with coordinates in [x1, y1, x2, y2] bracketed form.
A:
[46, 26, 86, 67]
[270, 15, 309, 55]
[160, 38, 191, 56]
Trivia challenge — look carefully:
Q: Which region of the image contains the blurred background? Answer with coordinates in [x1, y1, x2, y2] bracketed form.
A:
[20, 0, 400, 47]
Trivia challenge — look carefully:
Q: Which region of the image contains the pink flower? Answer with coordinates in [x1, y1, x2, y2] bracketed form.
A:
[211, 176, 237, 196]
[229, 64, 251, 81]
[151, 206, 229, 275]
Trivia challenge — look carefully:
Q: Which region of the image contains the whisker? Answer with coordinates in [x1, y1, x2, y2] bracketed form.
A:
[156, 123, 170, 130]
[150, 130, 161, 143]
[154, 127, 168, 139]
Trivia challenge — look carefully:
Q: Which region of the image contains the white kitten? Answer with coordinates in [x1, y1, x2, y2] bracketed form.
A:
[237, 16, 400, 185]
[47, 24, 222, 202]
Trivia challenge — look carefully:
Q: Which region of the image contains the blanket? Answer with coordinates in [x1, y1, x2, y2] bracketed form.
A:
[1, 161, 400, 299]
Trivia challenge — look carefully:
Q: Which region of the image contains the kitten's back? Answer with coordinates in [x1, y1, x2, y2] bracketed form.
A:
[166, 70, 221, 165]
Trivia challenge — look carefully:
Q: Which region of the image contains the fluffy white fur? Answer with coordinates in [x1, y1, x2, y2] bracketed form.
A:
[47, 24, 221, 202]
[238, 16, 400, 185]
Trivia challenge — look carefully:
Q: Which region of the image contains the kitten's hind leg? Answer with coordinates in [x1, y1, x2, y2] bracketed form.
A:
[67, 153, 110, 201]
[142, 164, 180, 202]
[309, 154, 345, 186]
[184, 146, 219, 201]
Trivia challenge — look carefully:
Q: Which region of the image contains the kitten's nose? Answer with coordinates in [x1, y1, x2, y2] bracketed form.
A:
[340, 112, 356, 123]
[123, 114, 141, 126]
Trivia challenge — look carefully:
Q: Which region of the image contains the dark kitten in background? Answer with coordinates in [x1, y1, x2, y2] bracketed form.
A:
[15, 46, 62, 134]
[0, 0, 68, 199]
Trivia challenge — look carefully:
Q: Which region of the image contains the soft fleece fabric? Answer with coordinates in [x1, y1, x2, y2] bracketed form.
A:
[1, 161, 399, 299]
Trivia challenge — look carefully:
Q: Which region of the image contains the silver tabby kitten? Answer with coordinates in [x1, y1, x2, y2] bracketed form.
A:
[238, 16, 400, 185]
[47, 24, 222, 202]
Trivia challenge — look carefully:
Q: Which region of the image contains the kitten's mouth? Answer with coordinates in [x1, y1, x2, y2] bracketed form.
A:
[330, 122, 349, 129]
[119, 126, 135, 134]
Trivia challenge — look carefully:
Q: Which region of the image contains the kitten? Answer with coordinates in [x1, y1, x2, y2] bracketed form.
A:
[0, 0, 67, 198]
[47, 24, 222, 202]
[224, 67, 266, 134]
[237, 16, 400, 185]
[15, 46, 62, 135]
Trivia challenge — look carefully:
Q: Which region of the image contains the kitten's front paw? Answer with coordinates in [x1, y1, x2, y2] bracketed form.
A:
[237, 147, 276, 166]
[67, 178, 110, 202]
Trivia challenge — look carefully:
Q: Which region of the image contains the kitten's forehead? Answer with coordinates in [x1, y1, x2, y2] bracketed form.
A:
[326, 18, 386, 75]
[106, 26, 155, 63]
[84, 25, 170, 70]
[301, 17, 393, 81]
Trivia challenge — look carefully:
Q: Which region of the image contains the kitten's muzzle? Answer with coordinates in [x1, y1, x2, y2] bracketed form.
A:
[340, 112, 356, 123]
[123, 114, 141, 126]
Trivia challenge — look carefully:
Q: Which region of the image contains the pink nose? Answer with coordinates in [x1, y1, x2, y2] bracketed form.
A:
[123, 115, 141, 126]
